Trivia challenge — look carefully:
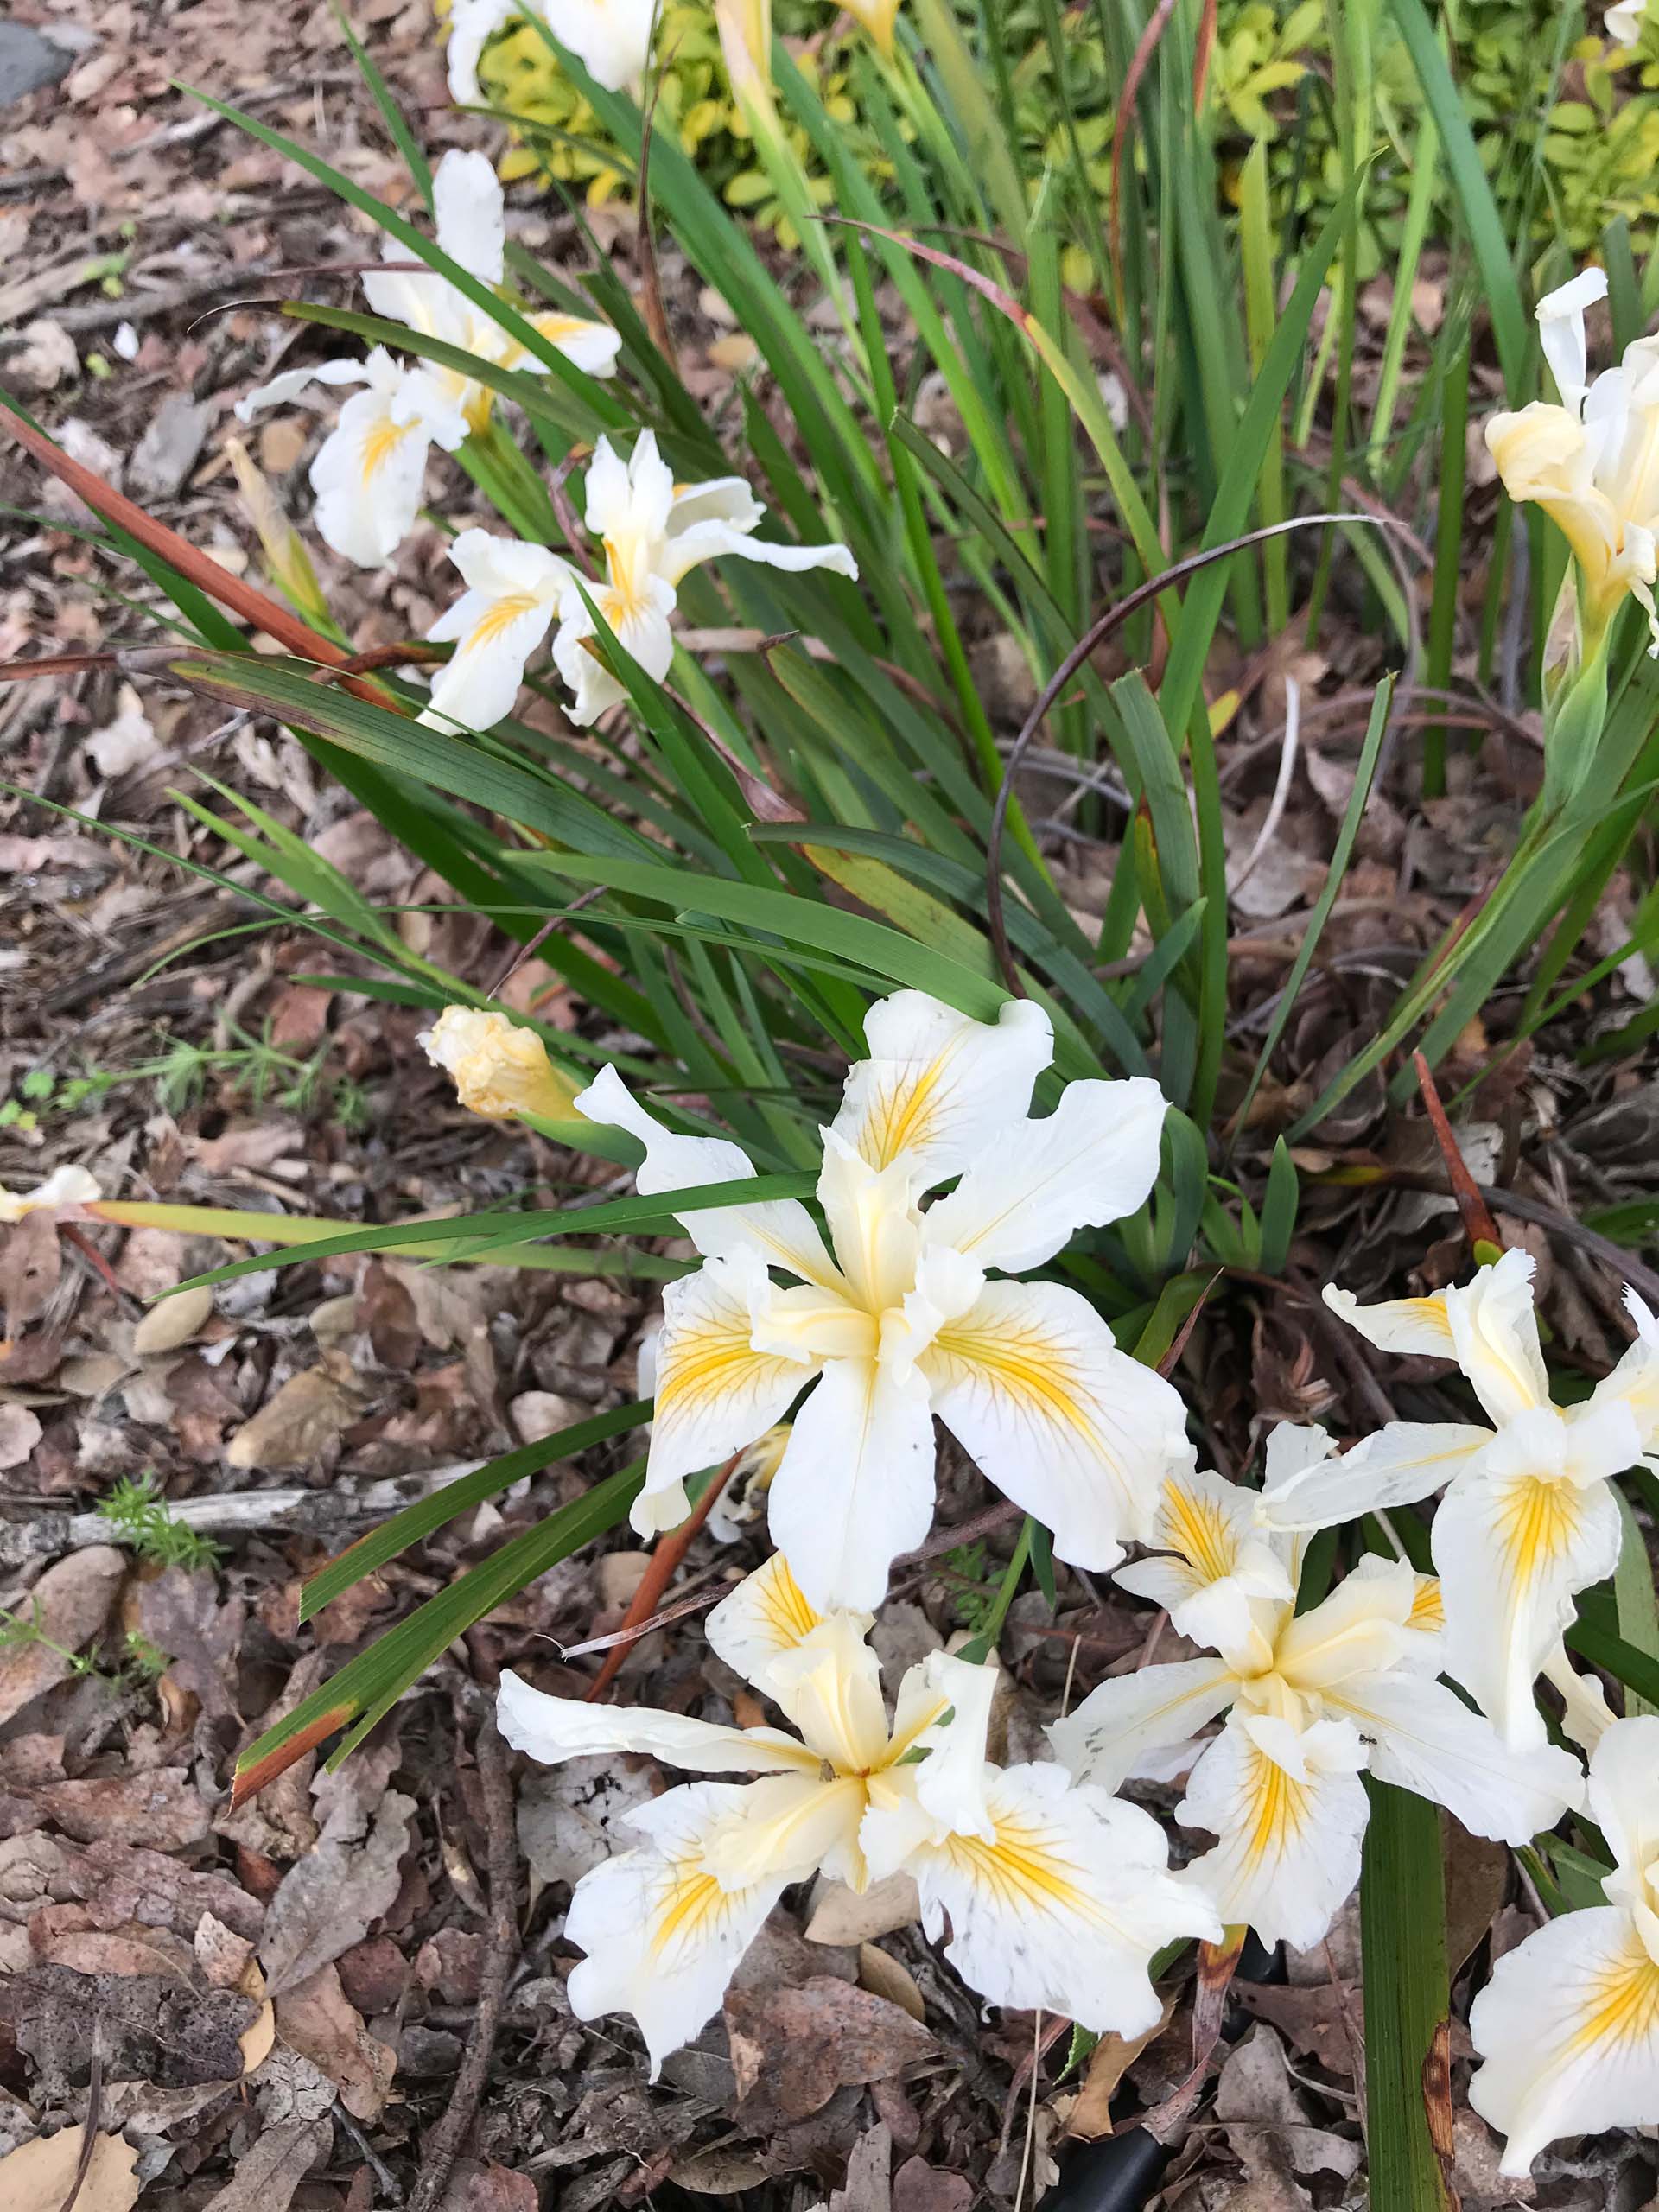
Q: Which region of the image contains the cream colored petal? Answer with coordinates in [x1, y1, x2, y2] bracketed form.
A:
[1537, 265, 1606, 408]
[697, 1770, 869, 1891]
[1176, 1713, 1370, 1951]
[1325, 1669, 1583, 1844]
[541, 0, 657, 92]
[814, 1130, 923, 1313]
[433, 148, 505, 285]
[496, 1669, 819, 1776]
[308, 392, 431, 569]
[563, 1779, 804, 2078]
[1469, 1904, 1659, 2177]
[574, 1063, 842, 1287]
[877, 1762, 1219, 2037]
[526, 311, 622, 378]
[1322, 1281, 1456, 1357]
[1260, 1420, 1493, 1530]
[418, 584, 558, 733]
[920, 1280, 1193, 1573]
[924, 1074, 1168, 1274]
[766, 1354, 938, 1611]
[759, 1618, 891, 1774]
[1589, 1289, 1659, 1454]
[641, 1255, 813, 1535]
[1444, 1249, 1553, 1427]
[1271, 1554, 1419, 1694]
[830, 991, 1052, 1182]
[1118, 1468, 1290, 1662]
[420, 1007, 581, 1123]
[1588, 1713, 1659, 1897]
[704, 1551, 856, 1691]
[1434, 1459, 1624, 1749]
[1048, 1656, 1239, 1794]
[889, 1650, 1002, 1840]
[660, 516, 859, 589]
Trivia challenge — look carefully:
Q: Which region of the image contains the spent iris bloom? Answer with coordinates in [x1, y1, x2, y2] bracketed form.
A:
[575, 988, 1192, 1611]
[236, 151, 618, 569]
[418, 430, 858, 731]
[0, 1165, 101, 1224]
[1283, 1249, 1652, 1749]
[421, 1007, 583, 1123]
[447, 0, 657, 105]
[1470, 1715, 1659, 2175]
[1484, 267, 1659, 667]
[1051, 1432, 1585, 1949]
[496, 1553, 1220, 2074]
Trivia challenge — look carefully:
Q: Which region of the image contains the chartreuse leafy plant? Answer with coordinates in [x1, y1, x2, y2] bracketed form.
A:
[8, 0, 1659, 2183]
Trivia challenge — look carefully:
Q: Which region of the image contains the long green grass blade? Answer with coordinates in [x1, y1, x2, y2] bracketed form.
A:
[1360, 1778, 1452, 2212]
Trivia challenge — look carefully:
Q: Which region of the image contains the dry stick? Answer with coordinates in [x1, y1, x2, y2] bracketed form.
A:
[1413, 1050, 1503, 1253]
[406, 1715, 519, 2212]
[584, 1452, 741, 1701]
[982, 513, 1384, 999]
[57, 2022, 103, 2212]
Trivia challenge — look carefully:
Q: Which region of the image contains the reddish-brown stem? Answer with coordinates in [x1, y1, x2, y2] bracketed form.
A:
[583, 1452, 741, 1702]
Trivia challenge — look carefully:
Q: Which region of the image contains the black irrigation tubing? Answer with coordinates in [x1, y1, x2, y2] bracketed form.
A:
[983, 512, 1401, 999]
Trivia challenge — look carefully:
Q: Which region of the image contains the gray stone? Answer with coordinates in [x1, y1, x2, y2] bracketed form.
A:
[0, 20, 74, 106]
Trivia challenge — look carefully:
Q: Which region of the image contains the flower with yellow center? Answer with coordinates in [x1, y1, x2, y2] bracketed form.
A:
[1273, 1249, 1654, 1750]
[1470, 1715, 1659, 2174]
[497, 1552, 1218, 2075]
[1484, 268, 1659, 673]
[1052, 1429, 1585, 1950]
[419, 430, 857, 731]
[576, 988, 1192, 1611]
[235, 152, 618, 571]
[421, 1007, 583, 1123]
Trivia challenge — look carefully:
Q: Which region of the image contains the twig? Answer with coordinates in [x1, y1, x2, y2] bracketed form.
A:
[584, 1452, 739, 1700]
[405, 1714, 518, 2212]
[1228, 676, 1301, 899]
[0, 1462, 485, 1570]
[59, 2020, 103, 2212]
[982, 513, 1384, 998]
[555, 1577, 725, 1659]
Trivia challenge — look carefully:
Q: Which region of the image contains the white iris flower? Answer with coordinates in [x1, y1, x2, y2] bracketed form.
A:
[573, 989, 1192, 1611]
[1277, 1249, 1653, 1749]
[416, 430, 858, 731]
[235, 151, 619, 570]
[497, 1553, 1220, 2075]
[1470, 1714, 1659, 2175]
[446, 0, 657, 105]
[1051, 1431, 1585, 1950]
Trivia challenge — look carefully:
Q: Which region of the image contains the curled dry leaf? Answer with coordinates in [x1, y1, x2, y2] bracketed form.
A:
[273, 1961, 396, 2120]
[724, 1977, 936, 2130]
[131, 1282, 216, 1356]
